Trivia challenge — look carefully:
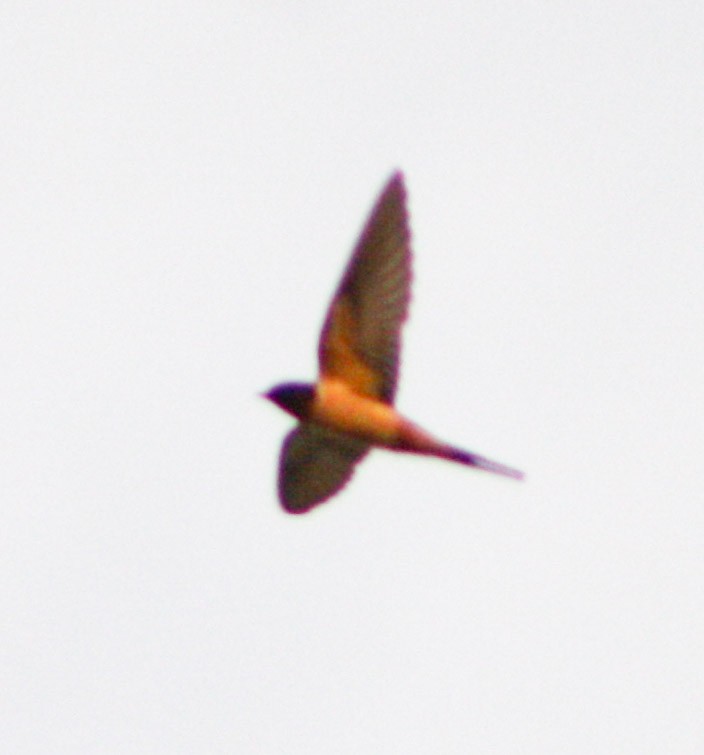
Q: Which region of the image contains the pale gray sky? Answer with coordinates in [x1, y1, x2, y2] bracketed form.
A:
[3, 2, 703, 753]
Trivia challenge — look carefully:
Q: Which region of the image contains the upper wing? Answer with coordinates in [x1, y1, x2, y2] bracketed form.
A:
[318, 172, 412, 404]
[278, 424, 369, 514]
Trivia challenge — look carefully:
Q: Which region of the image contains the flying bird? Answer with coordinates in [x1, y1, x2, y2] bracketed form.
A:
[264, 172, 523, 513]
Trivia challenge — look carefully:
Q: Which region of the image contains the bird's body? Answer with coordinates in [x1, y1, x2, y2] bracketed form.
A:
[314, 378, 402, 447]
[265, 172, 523, 513]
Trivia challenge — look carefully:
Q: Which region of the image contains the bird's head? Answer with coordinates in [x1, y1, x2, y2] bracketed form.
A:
[263, 382, 315, 420]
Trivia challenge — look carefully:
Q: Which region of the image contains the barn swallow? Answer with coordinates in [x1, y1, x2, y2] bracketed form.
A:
[265, 172, 523, 513]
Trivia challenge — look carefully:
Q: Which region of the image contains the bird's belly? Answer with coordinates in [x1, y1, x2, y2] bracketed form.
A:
[314, 382, 401, 446]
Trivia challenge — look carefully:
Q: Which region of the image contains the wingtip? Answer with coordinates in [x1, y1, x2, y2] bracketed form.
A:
[383, 170, 408, 217]
[386, 170, 406, 193]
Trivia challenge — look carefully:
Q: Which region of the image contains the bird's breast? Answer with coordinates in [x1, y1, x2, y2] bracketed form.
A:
[313, 380, 401, 446]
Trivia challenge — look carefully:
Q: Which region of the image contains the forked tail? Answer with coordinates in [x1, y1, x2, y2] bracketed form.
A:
[442, 446, 524, 480]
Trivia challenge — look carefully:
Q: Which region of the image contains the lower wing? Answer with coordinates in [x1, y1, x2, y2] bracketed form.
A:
[278, 424, 369, 513]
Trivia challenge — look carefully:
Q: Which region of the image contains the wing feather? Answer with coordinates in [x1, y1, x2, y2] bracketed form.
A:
[318, 172, 412, 403]
[278, 424, 369, 513]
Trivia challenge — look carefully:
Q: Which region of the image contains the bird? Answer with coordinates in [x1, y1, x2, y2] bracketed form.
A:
[264, 172, 523, 513]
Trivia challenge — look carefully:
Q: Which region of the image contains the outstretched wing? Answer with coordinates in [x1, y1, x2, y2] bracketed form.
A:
[278, 424, 369, 514]
[318, 172, 412, 404]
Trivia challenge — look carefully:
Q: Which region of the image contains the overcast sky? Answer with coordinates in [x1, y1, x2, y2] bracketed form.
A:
[3, 2, 703, 753]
